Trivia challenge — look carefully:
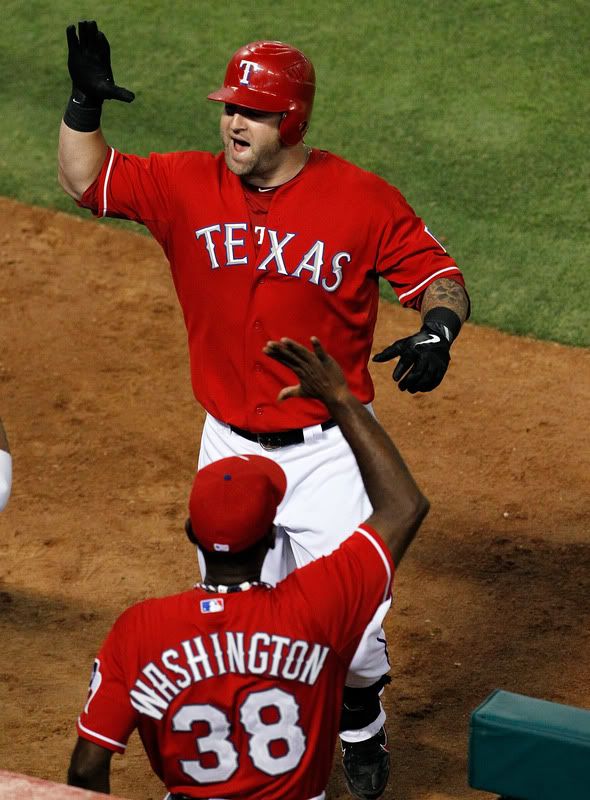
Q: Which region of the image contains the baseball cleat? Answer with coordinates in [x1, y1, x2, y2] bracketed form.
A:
[341, 727, 390, 799]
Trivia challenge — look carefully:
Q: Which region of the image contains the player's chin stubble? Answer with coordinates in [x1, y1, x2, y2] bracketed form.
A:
[224, 139, 281, 180]
[224, 144, 253, 177]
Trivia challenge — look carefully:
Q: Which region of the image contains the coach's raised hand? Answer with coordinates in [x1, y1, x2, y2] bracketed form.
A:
[264, 337, 348, 406]
[67, 20, 135, 104]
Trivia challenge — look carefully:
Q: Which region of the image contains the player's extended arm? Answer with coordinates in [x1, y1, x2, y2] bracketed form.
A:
[264, 337, 429, 564]
[58, 20, 134, 200]
[67, 737, 113, 792]
[0, 418, 11, 512]
[373, 278, 470, 393]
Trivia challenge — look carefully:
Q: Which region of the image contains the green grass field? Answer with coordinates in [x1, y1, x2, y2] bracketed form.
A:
[2, 0, 589, 345]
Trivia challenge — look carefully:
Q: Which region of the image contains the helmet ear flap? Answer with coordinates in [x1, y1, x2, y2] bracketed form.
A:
[279, 108, 309, 146]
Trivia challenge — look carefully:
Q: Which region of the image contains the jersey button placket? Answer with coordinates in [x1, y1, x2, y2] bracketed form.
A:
[250, 317, 266, 422]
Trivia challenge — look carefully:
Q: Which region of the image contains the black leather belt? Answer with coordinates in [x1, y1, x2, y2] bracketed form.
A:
[230, 419, 337, 450]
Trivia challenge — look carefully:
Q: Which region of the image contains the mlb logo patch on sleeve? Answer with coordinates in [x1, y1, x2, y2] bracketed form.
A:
[200, 597, 224, 614]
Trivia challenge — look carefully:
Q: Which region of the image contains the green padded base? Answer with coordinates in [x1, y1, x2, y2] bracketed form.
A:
[468, 689, 590, 800]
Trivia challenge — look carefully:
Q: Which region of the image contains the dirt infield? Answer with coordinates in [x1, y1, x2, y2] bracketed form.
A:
[1, 196, 589, 799]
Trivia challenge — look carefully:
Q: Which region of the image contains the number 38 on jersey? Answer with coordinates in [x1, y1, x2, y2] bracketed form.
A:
[172, 687, 306, 783]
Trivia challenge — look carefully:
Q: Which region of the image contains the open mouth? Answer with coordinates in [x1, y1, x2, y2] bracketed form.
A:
[231, 137, 250, 153]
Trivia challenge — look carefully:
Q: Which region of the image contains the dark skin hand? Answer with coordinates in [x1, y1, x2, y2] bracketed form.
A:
[264, 336, 349, 405]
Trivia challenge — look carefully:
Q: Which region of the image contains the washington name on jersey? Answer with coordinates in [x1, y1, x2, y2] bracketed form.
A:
[125, 630, 330, 720]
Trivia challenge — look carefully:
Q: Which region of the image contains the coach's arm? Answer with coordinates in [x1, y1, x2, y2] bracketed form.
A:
[58, 20, 134, 200]
[68, 737, 113, 792]
[264, 337, 429, 565]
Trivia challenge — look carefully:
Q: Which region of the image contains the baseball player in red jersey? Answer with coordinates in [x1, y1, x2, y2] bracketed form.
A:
[0, 418, 11, 511]
[58, 21, 468, 797]
[67, 337, 429, 800]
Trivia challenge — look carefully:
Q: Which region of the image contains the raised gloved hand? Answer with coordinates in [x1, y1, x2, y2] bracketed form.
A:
[372, 308, 461, 393]
[66, 20, 135, 103]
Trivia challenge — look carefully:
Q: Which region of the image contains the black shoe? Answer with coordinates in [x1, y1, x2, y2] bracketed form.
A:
[341, 727, 390, 800]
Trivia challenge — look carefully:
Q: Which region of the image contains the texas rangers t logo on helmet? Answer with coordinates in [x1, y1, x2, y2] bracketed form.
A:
[208, 42, 316, 145]
[239, 59, 257, 85]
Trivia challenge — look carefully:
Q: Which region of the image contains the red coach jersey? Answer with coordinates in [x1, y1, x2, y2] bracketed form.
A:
[77, 525, 393, 799]
[79, 148, 464, 431]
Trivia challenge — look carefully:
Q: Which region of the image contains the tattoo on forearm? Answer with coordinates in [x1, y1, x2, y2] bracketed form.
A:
[421, 279, 469, 323]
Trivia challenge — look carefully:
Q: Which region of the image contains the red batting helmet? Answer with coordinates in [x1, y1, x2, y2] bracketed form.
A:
[207, 41, 316, 146]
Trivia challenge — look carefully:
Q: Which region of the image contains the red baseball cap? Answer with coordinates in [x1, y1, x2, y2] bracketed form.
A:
[189, 455, 287, 553]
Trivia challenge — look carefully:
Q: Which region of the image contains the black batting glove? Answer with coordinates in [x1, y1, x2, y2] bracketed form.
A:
[66, 20, 135, 104]
[372, 308, 461, 394]
[373, 329, 450, 393]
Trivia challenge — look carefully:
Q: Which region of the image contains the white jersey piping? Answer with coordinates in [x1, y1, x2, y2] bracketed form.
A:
[77, 717, 126, 750]
[355, 526, 392, 603]
[101, 147, 116, 218]
[398, 265, 460, 301]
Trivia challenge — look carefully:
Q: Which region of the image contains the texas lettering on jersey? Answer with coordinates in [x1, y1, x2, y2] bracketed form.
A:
[125, 630, 330, 720]
[195, 223, 348, 293]
[78, 147, 466, 429]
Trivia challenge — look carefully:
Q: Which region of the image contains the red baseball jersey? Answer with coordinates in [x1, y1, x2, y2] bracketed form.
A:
[79, 147, 465, 431]
[76, 525, 394, 799]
